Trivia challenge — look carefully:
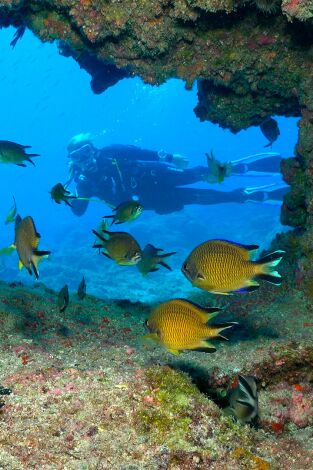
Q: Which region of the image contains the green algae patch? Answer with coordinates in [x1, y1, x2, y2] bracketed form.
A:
[134, 366, 215, 449]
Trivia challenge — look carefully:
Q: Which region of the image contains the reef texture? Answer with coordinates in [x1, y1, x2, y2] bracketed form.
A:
[0, 278, 312, 469]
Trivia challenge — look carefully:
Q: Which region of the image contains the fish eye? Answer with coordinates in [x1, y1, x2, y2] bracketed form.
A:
[182, 263, 188, 272]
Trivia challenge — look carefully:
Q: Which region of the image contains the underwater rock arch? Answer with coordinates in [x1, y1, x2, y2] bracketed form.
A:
[0, 0, 313, 287]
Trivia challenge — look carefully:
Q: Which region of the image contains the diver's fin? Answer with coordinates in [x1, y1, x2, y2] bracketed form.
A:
[244, 183, 277, 195]
[231, 152, 281, 165]
[159, 261, 172, 271]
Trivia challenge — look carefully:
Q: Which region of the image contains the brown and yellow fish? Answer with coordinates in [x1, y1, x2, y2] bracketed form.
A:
[92, 228, 141, 266]
[103, 200, 143, 225]
[182, 239, 285, 295]
[137, 243, 176, 276]
[143, 298, 236, 355]
[0, 140, 39, 167]
[50, 183, 77, 207]
[14, 215, 50, 279]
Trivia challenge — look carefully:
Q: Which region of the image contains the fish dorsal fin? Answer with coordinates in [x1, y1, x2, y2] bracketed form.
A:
[214, 239, 259, 260]
[174, 299, 221, 323]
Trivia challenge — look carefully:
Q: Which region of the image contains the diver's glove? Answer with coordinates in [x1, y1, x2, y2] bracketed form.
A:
[204, 151, 232, 184]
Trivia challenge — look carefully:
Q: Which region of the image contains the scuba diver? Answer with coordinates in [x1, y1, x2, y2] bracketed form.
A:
[65, 134, 288, 216]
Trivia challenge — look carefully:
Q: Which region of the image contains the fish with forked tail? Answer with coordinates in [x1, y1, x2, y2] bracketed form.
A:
[14, 215, 50, 279]
[77, 276, 86, 300]
[227, 375, 259, 424]
[92, 228, 141, 266]
[58, 284, 69, 313]
[50, 183, 77, 207]
[137, 244, 176, 276]
[182, 239, 284, 295]
[0, 140, 39, 167]
[103, 200, 143, 225]
[143, 298, 237, 355]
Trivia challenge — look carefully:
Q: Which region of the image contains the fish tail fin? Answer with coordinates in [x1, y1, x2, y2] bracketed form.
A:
[254, 250, 285, 285]
[159, 261, 172, 271]
[32, 250, 51, 279]
[92, 229, 108, 244]
[103, 215, 114, 219]
[210, 322, 238, 339]
[26, 153, 40, 157]
[159, 251, 176, 259]
[264, 142, 272, 148]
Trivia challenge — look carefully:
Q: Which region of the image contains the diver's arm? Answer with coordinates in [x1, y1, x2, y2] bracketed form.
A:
[70, 180, 91, 216]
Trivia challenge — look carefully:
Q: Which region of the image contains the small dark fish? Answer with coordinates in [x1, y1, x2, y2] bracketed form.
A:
[103, 200, 143, 225]
[228, 375, 258, 424]
[50, 183, 77, 207]
[137, 244, 176, 276]
[10, 26, 26, 48]
[77, 276, 86, 300]
[92, 229, 141, 266]
[14, 215, 50, 279]
[4, 196, 17, 224]
[260, 118, 280, 148]
[58, 284, 69, 313]
[0, 140, 39, 167]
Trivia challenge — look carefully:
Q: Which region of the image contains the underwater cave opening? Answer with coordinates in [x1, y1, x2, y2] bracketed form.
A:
[0, 26, 299, 302]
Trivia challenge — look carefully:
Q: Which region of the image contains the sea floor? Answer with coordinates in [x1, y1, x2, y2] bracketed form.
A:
[0, 279, 312, 469]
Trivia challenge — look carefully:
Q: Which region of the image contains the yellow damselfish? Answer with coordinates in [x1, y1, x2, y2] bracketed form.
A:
[182, 239, 285, 295]
[143, 298, 236, 355]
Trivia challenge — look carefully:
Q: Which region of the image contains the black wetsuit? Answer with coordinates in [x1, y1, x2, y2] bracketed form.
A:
[70, 145, 283, 216]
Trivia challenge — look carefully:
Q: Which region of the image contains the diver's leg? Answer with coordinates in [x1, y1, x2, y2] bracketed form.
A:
[171, 187, 251, 206]
[165, 166, 208, 186]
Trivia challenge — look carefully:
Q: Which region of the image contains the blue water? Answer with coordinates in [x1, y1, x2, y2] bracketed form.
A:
[0, 27, 299, 302]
